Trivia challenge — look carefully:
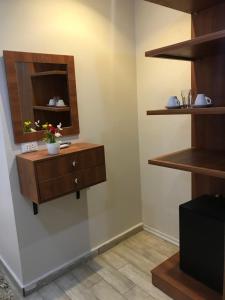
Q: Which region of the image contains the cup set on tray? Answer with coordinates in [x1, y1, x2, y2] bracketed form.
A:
[166, 89, 213, 109]
[48, 96, 66, 107]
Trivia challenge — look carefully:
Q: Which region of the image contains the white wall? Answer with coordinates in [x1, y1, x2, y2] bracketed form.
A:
[0, 94, 23, 285]
[135, 1, 192, 241]
[0, 0, 141, 286]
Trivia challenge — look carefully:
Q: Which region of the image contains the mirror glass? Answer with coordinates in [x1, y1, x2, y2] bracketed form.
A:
[15, 62, 71, 133]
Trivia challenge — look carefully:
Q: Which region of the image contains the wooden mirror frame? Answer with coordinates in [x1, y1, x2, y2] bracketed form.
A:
[3, 50, 80, 143]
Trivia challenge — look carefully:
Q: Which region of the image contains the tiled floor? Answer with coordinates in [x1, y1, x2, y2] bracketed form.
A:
[6, 231, 178, 299]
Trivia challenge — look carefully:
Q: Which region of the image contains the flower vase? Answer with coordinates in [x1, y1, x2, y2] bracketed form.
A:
[47, 142, 60, 155]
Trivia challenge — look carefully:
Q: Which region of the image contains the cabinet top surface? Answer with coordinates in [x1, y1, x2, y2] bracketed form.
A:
[17, 143, 103, 162]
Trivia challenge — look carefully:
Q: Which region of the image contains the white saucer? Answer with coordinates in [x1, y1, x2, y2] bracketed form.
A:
[192, 104, 213, 108]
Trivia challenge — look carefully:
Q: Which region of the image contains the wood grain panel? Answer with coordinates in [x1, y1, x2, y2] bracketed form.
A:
[145, 30, 225, 61]
[149, 148, 225, 179]
[192, 174, 225, 198]
[145, 0, 225, 14]
[16, 156, 39, 203]
[147, 107, 225, 115]
[79, 165, 106, 189]
[17, 143, 103, 162]
[36, 147, 105, 182]
[190, 4, 225, 206]
[36, 154, 81, 182]
[39, 173, 78, 202]
[192, 2, 225, 36]
[15, 62, 35, 122]
[39, 165, 106, 203]
[151, 253, 221, 300]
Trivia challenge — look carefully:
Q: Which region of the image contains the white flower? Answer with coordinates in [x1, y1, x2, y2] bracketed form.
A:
[30, 128, 37, 132]
[57, 122, 63, 131]
[35, 120, 40, 127]
[55, 132, 62, 138]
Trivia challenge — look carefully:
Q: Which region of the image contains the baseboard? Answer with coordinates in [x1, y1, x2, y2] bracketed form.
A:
[1, 222, 143, 296]
[0, 254, 24, 297]
[144, 224, 179, 246]
[96, 223, 143, 254]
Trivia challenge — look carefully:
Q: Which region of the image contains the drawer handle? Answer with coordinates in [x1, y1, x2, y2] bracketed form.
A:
[72, 161, 77, 167]
[74, 178, 78, 184]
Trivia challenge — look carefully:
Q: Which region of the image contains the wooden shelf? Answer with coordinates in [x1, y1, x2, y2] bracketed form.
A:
[145, 0, 225, 14]
[149, 148, 225, 179]
[31, 70, 67, 77]
[147, 107, 225, 115]
[145, 30, 225, 61]
[33, 105, 70, 112]
[152, 253, 221, 300]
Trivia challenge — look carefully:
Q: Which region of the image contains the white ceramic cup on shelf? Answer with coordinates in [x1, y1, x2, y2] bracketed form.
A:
[194, 94, 212, 106]
[167, 96, 180, 107]
[56, 99, 65, 107]
[48, 98, 56, 106]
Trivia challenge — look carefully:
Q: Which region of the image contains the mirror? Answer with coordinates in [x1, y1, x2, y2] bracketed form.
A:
[3, 51, 79, 143]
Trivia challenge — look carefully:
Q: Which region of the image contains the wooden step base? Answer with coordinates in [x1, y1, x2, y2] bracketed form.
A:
[151, 253, 222, 300]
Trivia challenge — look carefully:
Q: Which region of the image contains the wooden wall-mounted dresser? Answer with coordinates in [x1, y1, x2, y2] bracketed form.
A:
[17, 143, 106, 214]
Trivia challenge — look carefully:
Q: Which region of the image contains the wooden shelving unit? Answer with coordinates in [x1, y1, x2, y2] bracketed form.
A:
[147, 107, 225, 115]
[149, 148, 225, 179]
[145, 30, 225, 61]
[33, 105, 70, 112]
[146, 0, 225, 299]
[144, 0, 225, 14]
[31, 70, 67, 77]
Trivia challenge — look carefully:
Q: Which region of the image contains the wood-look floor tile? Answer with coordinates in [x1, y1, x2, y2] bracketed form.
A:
[25, 292, 43, 300]
[38, 282, 70, 300]
[119, 264, 171, 300]
[91, 280, 125, 300]
[87, 256, 134, 294]
[55, 273, 98, 300]
[136, 232, 178, 257]
[124, 286, 155, 300]
[112, 244, 155, 274]
[100, 250, 127, 269]
[6, 231, 178, 300]
[141, 231, 177, 251]
[123, 238, 167, 266]
[71, 264, 101, 288]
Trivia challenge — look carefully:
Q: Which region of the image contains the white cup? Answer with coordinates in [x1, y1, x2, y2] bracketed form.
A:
[167, 96, 180, 107]
[56, 99, 65, 107]
[48, 98, 56, 106]
[195, 94, 212, 106]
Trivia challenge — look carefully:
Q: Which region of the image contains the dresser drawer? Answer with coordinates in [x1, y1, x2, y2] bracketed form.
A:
[36, 154, 80, 182]
[39, 172, 82, 202]
[38, 165, 106, 203]
[80, 165, 106, 189]
[36, 146, 105, 182]
[78, 147, 105, 169]
[17, 143, 106, 207]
